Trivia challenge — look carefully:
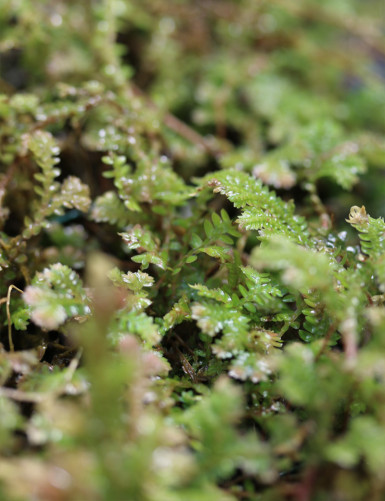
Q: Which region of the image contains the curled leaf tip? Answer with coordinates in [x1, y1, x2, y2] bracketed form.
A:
[346, 205, 368, 225]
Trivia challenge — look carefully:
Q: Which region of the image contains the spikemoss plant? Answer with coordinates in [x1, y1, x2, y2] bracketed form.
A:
[1, 1, 385, 500]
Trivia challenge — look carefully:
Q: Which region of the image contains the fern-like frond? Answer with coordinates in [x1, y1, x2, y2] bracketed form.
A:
[346, 206, 385, 258]
[203, 169, 310, 244]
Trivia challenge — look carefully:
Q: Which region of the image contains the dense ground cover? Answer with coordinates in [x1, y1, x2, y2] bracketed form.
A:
[1, 1, 385, 499]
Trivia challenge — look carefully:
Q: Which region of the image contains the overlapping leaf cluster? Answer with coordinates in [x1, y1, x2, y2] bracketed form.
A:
[1, 1, 385, 500]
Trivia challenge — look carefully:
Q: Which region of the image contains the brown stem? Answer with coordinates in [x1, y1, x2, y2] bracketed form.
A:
[130, 83, 222, 157]
[315, 322, 337, 361]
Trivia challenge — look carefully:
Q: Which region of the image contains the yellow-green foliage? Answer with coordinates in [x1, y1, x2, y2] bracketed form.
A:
[1, 1, 385, 500]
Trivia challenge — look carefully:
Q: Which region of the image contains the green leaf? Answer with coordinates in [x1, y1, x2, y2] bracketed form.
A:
[190, 233, 203, 248]
[59, 176, 91, 213]
[212, 212, 221, 227]
[190, 284, 232, 304]
[23, 264, 89, 330]
[200, 246, 231, 262]
[91, 191, 130, 227]
[11, 308, 30, 330]
[108, 268, 154, 292]
[110, 310, 160, 348]
[204, 219, 214, 239]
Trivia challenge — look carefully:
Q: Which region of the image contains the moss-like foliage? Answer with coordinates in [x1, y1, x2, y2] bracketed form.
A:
[1, 1, 385, 499]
